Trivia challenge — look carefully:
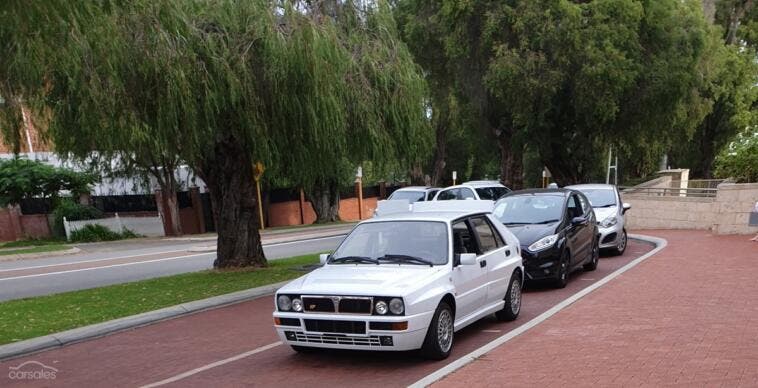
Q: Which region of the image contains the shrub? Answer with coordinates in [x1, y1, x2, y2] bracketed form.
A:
[714, 128, 758, 183]
[69, 224, 140, 243]
[53, 199, 103, 234]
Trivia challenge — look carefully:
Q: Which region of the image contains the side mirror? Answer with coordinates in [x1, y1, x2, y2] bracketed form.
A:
[622, 203, 631, 214]
[458, 253, 478, 266]
[319, 253, 330, 265]
[571, 216, 587, 226]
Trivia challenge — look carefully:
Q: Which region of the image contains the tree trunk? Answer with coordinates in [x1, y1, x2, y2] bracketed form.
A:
[496, 131, 524, 190]
[198, 137, 266, 268]
[308, 180, 341, 223]
[162, 173, 183, 236]
[430, 114, 448, 187]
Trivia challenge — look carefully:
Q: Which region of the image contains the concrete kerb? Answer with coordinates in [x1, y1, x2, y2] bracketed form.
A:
[408, 234, 668, 388]
[0, 281, 289, 361]
[0, 247, 81, 263]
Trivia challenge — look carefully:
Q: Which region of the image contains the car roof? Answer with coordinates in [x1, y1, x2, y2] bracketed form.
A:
[393, 186, 436, 191]
[565, 183, 617, 190]
[503, 188, 573, 197]
[460, 180, 505, 187]
[364, 211, 489, 223]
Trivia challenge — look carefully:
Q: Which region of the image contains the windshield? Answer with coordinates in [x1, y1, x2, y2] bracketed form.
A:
[475, 187, 510, 200]
[388, 190, 425, 202]
[494, 195, 564, 224]
[578, 189, 617, 207]
[330, 221, 448, 265]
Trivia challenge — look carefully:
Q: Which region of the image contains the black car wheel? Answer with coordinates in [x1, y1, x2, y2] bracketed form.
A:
[421, 302, 454, 360]
[610, 229, 627, 256]
[583, 238, 599, 271]
[496, 272, 522, 321]
[554, 250, 570, 289]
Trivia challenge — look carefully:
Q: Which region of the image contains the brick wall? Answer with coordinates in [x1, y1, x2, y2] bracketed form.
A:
[624, 182, 758, 235]
[0, 208, 52, 241]
[267, 197, 378, 227]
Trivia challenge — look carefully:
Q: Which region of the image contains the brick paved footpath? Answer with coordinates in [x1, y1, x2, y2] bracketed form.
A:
[436, 230, 758, 387]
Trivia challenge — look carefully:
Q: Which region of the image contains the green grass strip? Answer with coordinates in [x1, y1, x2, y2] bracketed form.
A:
[0, 254, 318, 345]
[0, 245, 70, 256]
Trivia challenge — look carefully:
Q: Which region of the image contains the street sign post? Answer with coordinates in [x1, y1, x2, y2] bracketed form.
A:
[253, 162, 265, 230]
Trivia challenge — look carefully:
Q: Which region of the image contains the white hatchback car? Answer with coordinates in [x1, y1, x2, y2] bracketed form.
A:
[434, 181, 511, 202]
[273, 201, 523, 359]
[566, 184, 631, 255]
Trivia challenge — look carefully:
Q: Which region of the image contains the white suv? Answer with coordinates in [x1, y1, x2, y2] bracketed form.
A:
[433, 181, 511, 201]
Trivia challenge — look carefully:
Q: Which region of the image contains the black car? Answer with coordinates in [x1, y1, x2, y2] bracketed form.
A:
[492, 189, 599, 288]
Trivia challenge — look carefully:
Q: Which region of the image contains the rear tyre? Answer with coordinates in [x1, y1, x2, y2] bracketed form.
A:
[583, 238, 599, 271]
[610, 230, 627, 256]
[420, 302, 454, 360]
[554, 250, 570, 289]
[495, 273, 522, 321]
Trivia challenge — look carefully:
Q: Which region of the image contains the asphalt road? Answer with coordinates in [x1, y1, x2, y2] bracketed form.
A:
[0, 240, 654, 388]
[0, 235, 346, 302]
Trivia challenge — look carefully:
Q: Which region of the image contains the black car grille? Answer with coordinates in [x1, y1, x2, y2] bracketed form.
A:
[304, 319, 366, 334]
[338, 298, 372, 314]
[602, 232, 618, 244]
[303, 296, 336, 313]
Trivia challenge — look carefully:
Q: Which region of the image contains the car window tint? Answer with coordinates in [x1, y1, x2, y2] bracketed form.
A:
[452, 221, 477, 255]
[488, 218, 505, 246]
[437, 189, 458, 201]
[460, 188, 476, 199]
[470, 217, 497, 253]
[388, 190, 424, 202]
[567, 195, 582, 218]
[577, 194, 590, 215]
[426, 190, 439, 201]
[475, 187, 509, 200]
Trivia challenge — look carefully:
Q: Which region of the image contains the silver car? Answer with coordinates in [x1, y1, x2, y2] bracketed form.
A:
[565, 184, 631, 255]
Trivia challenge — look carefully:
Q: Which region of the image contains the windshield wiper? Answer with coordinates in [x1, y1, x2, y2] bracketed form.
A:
[595, 204, 616, 208]
[330, 256, 379, 265]
[532, 219, 560, 224]
[377, 254, 434, 267]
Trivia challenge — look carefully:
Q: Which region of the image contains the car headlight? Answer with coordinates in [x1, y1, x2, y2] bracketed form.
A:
[528, 234, 559, 252]
[277, 295, 292, 311]
[389, 298, 404, 315]
[375, 301, 388, 315]
[292, 298, 303, 312]
[600, 216, 618, 228]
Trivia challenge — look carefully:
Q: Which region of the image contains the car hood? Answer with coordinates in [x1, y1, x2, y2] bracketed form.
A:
[279, 264, 445, 297]
[593, 206, 617, 221]
[507, 222, 559, 247]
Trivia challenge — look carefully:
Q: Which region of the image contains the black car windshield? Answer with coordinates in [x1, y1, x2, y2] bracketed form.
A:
[475, 187, 510, 200]
[330, 221, 448, 265]
[494, 195, 564, 224]
[388, 190, 426, 202]
[579, 189, 617, 207]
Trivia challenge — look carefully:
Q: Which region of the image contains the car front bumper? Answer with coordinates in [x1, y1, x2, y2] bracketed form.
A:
[520, 245, 563, 281]
[598, 222, 624, 249]
[273, 310, 434, 351]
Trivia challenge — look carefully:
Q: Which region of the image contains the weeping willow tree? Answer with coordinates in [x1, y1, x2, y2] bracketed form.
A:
[0, 0, 430, 267]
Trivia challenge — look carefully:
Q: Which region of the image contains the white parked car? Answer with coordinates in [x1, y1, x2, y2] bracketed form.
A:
[565, 184, 631, 255]
[273, 201, 524, 359]
[433, 181, 511, 201]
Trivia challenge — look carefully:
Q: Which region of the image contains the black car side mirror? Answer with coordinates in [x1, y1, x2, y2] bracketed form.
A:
[571, 216, 588, 226]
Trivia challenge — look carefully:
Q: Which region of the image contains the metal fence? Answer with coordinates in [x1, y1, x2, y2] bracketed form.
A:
[620, 186, 719, 198]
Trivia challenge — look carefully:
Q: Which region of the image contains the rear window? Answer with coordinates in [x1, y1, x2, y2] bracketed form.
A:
[475, 187, 509, 200]
[388, 190, 425, 202]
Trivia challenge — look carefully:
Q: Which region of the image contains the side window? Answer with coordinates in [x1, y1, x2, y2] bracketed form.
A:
[426, 190, 439, 201]
[470, 217, 497, 253]
[452, 221, 477, 263]
[437, 189, 457, 201]
[567, 195, 581, 219]
[460, 188, 476, 199]
[577, 194, 590, 215]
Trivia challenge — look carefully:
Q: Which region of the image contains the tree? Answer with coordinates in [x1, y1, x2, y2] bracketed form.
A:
[714, 127, 758, 182]
[1, 0, 429, 266]
[0, 157, 95, 207]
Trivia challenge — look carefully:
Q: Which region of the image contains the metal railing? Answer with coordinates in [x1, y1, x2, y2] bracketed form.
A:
[619, 186, 718, 198]
[670, 179, 725, 189]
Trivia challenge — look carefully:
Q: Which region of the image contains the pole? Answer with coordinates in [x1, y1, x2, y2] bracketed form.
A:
[605, 147, 612, 184]
[357, 178, 363, 220]
[256, 179, 264, 230]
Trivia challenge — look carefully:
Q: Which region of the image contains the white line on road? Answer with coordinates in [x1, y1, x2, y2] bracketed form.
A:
[408, 235, 668, 388]
[139, 342, 283, 388]
[0, 252, 213, 282]
[263, 234, 346, 247]
[0, 249, 188, 273]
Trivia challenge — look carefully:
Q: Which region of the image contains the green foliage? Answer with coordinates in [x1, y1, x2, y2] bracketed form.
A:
[52, 199, 103, 233]
[69, 224, 138, 243]
[715, 128, 758, 182]
[0, 158, 96, 206]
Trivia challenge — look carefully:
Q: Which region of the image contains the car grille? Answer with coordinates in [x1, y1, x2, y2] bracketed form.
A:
[602, 232, 618, 245]
[302, 295, 373, 315]
[304, 319, 366, 334]
[290, 332, 384, 347]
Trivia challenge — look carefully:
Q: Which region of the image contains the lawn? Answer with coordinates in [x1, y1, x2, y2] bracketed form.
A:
[0, 244, 70, 256]
[0, 254, 318, 345]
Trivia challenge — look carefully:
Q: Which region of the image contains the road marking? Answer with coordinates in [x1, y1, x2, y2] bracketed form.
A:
[0, 249, 188, 273]
[0, 252, 213, 282]
[140, 342, 282, 388]
[409, 235, 668, 388]
[263, 234, 346, 247]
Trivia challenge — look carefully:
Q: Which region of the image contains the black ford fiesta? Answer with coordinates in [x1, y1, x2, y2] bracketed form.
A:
[492, 189, 599, 288]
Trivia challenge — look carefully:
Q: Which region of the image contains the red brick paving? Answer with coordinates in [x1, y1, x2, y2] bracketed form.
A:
[435, 230, 758, 387]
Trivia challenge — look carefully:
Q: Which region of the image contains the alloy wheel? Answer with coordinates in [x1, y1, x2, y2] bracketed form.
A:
[617, 231, 627, 252]
[437, 309, 453, 353]
[510, 278, 522, 314]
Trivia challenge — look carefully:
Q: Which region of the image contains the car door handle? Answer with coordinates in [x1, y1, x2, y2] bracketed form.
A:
[505, 249, 511, 256]
[480, 260, 487, 268]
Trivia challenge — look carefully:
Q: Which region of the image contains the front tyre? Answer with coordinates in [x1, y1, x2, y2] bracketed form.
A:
[495, 272, 522, 321]
[553, 250, 570, 289]
[610, 229, 627, 256]
[421, 302, 454, 360]
[583, 238, 599, 271]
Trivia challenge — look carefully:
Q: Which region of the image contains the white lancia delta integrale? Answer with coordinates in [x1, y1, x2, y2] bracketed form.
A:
[272, 201, 523, 359]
